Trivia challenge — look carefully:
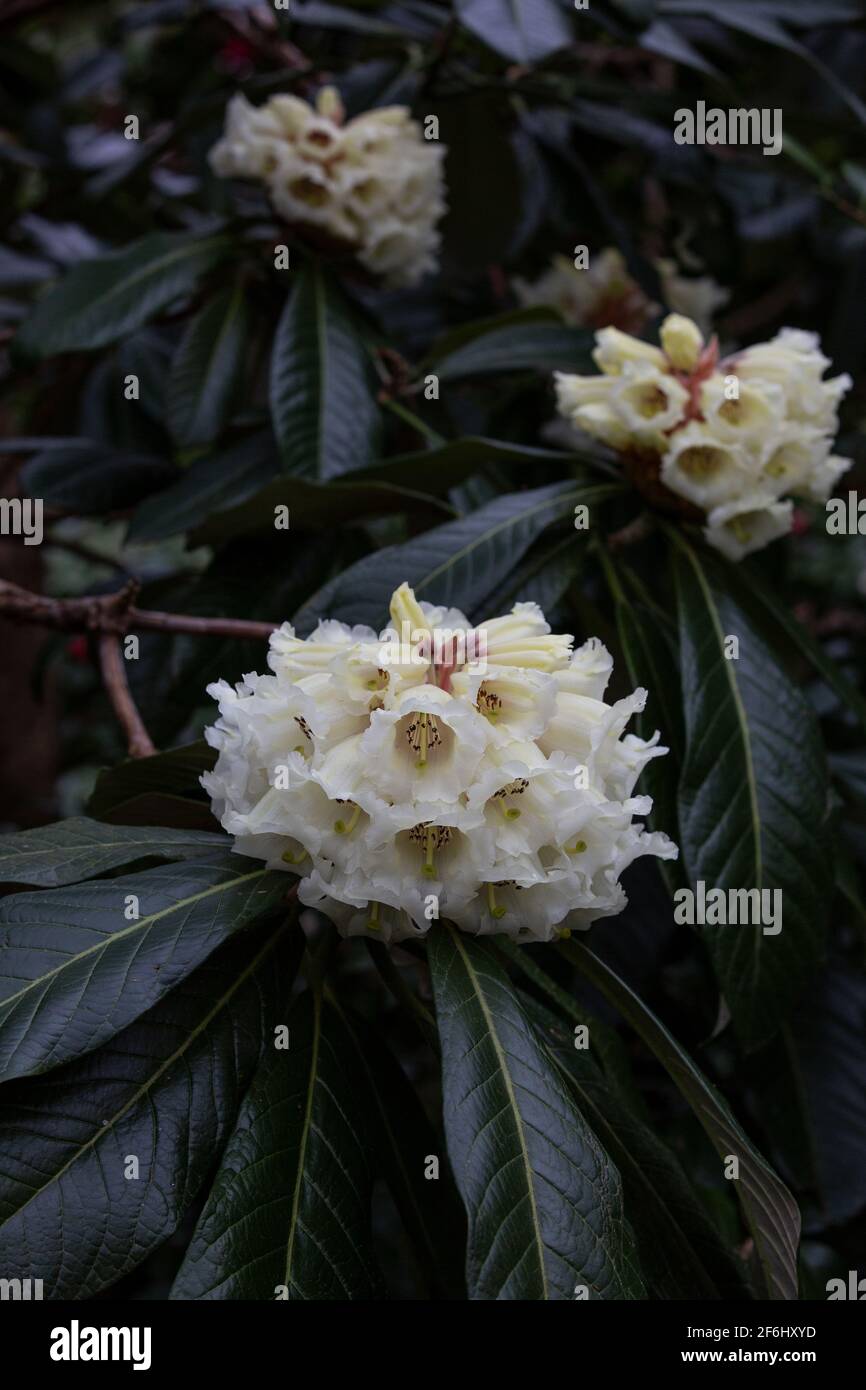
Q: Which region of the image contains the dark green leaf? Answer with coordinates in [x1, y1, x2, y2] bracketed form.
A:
[97, 793, 222, 833]
[0, 919, 299, 1299]
[605, 558, 684, 888]
[14, 232, 231, 359]
[269, 261, 381, 479]
[523, 991, 749, 1300]
[476, 530, 586, 619]
[0, 856, 287, 1080]
[294, 480, 616, 633]
[788, 965, 866, 1226]
[673, 541, 830, 1044]
[330, 1000, 466, 1298]
[428, 925, 644, 1300]
[21, 441, 175, 513]
[0, 817, 228, 887]
[360, 436, 599, 495]
[429, 317, 594, 381]
[171, 988, 384, 1300]
[191, 476, 454, 545]
[560, 936, 801, 1301]
[130, 430, 454, 543]
[735, 562, 866, 735]
[129, 432, 276, 541]
[88, 741, 216, 818]
[455, 0, 572, 64]
[638, 18, 720, 75]
[666, 2, 866, 126]
[167, 284, 249, 448]
[570, 99, 703, 181]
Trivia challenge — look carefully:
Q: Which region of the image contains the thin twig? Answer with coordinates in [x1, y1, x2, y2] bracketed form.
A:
[0, 578, 277, 639]
[132, 607, 277, 639]
[97, 632, 156, 759]
[0, 578, 277, 761]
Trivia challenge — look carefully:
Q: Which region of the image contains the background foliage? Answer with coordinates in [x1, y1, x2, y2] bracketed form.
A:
[0, 0, 865, 1301]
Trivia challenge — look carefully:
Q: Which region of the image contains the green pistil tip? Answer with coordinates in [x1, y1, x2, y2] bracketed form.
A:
[422, 863, 436, 878]
[504, 807, 521, 821]
[568, 839, 587, 855]
[558, 927, 572, 940]
[334, 804, 361, 835]
[486, 882, 506, 919]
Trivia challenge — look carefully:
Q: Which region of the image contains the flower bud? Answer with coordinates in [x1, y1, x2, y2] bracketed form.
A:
[660, 313, 704, 372]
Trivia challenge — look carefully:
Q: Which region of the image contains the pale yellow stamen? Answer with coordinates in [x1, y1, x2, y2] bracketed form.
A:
[405, 711, 442, 767]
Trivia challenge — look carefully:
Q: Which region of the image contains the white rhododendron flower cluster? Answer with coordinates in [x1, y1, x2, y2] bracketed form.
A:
[203, 584, 677, 945]
[555, 314, 852, 560]
[209, 87, 446, 287]
[516, 248, 728, 337]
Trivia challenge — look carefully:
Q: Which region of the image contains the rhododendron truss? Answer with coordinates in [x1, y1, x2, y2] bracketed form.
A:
[203, 583, 677, 944]
[209, 86, 446, 288]
[555, 314, 851, 560]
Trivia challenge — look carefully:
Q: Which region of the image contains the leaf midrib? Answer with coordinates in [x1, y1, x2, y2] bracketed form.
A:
[560, 938, 799, 1300]
[681, 543, 762, 888]
[0, 827, 221, 870]
[179, 283, 244, 438]
[284, 988, 321, 1288]
[65, 235, 224, 324]
[0, 921, 287, 1228]
[447, 924, 548, 1299]
[0, 866, 267, 1011]
[417, 485, 584, 597]
[312, 265, 329, 480]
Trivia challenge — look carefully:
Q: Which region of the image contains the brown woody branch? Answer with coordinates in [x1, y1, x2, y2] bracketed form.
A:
[97, 633, 156, 759]
[0, 579, 277, 759]
[0, 578, 277, 640]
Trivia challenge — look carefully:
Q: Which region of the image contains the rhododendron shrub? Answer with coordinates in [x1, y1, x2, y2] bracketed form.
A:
[0, 0, 863, 1317]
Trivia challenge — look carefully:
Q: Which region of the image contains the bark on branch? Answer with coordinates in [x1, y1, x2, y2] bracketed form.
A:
[0, 579, 277, 759]
[0, 578, 277, 640]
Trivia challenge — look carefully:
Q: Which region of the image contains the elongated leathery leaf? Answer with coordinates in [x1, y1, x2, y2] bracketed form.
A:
[171, 987, 384, 1300]
[428, 924, 644, 1300]
[0, 920, 300, 1299]
[560, 936, 801, 1301]
[673, 540, 830, 1044]
[0, 817, 228, 887]
[0, 856, 287, 1080]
